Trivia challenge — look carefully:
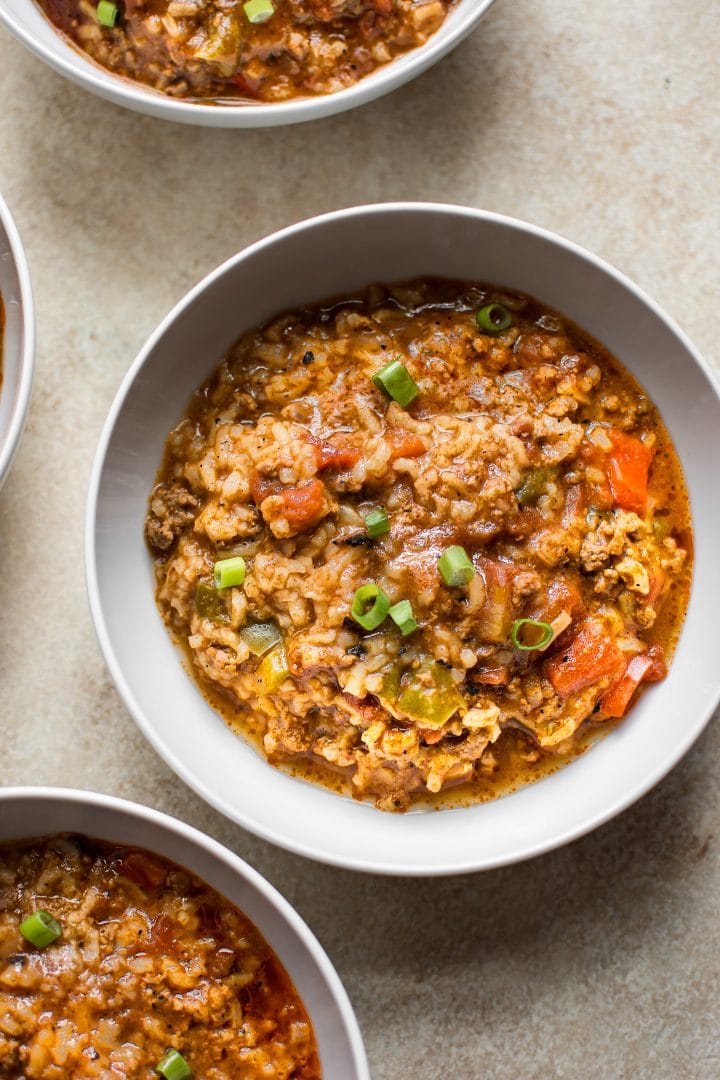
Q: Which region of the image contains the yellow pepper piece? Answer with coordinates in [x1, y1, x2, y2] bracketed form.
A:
[257, 643, 289, 694]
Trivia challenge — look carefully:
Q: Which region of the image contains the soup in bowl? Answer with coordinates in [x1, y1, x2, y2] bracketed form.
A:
[87, 204, 720, 874]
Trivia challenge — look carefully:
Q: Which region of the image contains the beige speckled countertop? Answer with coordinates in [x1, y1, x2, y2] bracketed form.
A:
[1, 2, 720, 1076]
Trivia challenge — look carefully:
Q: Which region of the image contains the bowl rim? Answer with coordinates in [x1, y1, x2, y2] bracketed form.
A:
[0, 193, 35, 488]
[0, 784, 370, 1078]
[85, 201, 720, 875]
[0, 0, 496, 127]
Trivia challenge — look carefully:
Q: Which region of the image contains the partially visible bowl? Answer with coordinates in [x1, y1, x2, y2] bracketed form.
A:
[0, 194, 34, 491]
[0, 0, 496, 128]
[86, 202, 720, 875]
[0, 786, 369, 1078]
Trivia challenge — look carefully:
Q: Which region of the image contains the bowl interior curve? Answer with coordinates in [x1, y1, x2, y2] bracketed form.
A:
[0, 196, 34, 490]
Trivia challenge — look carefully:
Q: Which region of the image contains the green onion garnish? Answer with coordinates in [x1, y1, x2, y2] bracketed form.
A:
[96, 0, 118, 25]
[239, 622, 282, 657]
[350, 584, 390, 631]
[20, 910, 61, 949]
[364, 507, 390, 539]
[388, 599, 418, 636]
[156, 1050, 192, 1080]
[510, 618, 554, 651]
[243, 0, 274, 22]
[372, 359, 419, 408]
[213, 556, 246, 589]
[475, 303, 512, 334]
[438, 546, 475, 587]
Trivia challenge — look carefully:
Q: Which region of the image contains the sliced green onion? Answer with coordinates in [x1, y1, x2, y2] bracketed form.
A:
[156, 1050, 192, 1080]
[438, 546, 475, 587]
[372, 359, 419, 408]
[20, 910, 61, 949]
[475, 303, 512, 334]
[510, 618, 554, 651]
[213, 556, 246, 589]
[388, 600, 418, 636]
[364, 507, 390, 539]
[243, 0, 274, 22]
[96, 0, 118, 25]
[240, 622, 282, 657]
[350, 584, 390, 631]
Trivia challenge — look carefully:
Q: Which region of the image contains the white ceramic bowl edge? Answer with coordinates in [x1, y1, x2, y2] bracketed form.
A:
[0, 0, 496, 127]
[0, 786, 370, 1079]
[0, 193, 34, 491]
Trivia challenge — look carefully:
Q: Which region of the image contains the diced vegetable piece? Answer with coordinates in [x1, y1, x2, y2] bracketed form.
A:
[251, 474, 327, 532]
[536, 577, 585, 626]
[257, 643, 289, 693]
[475, 303, 512, 334]
[364, 507, 390, 538]
[438, 545, 475, 587]
[515, 467, 551, 507]
[243, 0, 274, 22]
[526, 581, 583, 651]
[395, 659, 465, 729]
[279, 479, 327, 530]
[240, 622, 282, 657]
[372, 359, 419, 407]
[250, 472, 278, 505]
[96, 0, 118, 25]
[145, 914, 178, 955]
[545, 619, 624, 697]
[510, 618, 554, 651]
[351, 584, 390, 631]
[193, 11, 241, 70]
[475, 559, 515, 643]
[379, 661, 404, 706]
[385, 430, 426, 461]
[313, 437, 361, 471]
[607, 430, 653, 515]
[156, 1049, 192, 1080]
[195, 582, 228, 623]
[388, 599, 418, 636]
[20, 910, 61, 949]
[600, 653, 655, 718]
[213, 556, 246, 589]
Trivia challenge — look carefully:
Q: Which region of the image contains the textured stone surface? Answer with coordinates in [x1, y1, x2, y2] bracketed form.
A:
[1, 1, 719, 1076]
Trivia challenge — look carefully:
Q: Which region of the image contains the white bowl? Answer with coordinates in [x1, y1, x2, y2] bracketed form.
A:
[86, 203, 720, 876]
[0, 786, 369, 1078]
[0, 0, 495, 127]
[0, 194, 34, 491]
